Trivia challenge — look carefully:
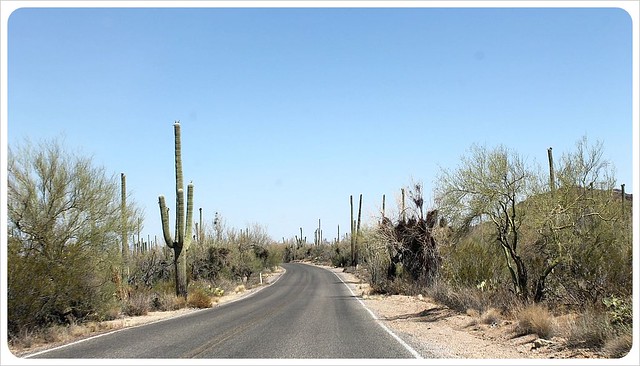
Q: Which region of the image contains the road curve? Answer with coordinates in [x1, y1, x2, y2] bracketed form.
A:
[27, 262, 420, 359]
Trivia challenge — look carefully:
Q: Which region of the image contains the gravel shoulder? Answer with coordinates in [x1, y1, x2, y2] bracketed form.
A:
[317, 263, 608, 361]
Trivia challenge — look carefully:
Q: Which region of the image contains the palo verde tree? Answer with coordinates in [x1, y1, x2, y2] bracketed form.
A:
[435, 138, 631, 306]
[525, 136, 631, 304]
[158, 121, 194, 299]
[7, 137, 143, 336]
[435, 144, 534, 301]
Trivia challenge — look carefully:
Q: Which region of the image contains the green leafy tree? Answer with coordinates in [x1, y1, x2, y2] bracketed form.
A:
[435, 138, 631, 306]
[7, 137, 143, 336]
[525, 137, 631, 304]
[435, 144, 535, 300]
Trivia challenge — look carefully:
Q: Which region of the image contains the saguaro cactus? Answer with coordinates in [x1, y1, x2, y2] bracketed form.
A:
[350, 195, 355, 266]
[158, 121, 194, 299]
[120, 173, 129, 266]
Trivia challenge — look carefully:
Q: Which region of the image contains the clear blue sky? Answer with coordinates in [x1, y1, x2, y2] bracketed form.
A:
[4, 4, 636, 243]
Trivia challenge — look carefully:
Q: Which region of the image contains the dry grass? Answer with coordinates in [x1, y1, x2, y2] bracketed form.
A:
[426, 281, 484, 313]
[151, 291, 187, 311]
[123, 292, 151, 316]
[187, 288, 214, 308]
[566, 308, 612, 349]
[515, 303, 555, 339]
[9, 321, 120, 356]
[480, 307, 502, 325]
[234, 284, 246, 293]
[602, 332, 633, 358]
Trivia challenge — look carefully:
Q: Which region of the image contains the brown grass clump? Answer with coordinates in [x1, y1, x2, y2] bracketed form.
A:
[68, 324, 87, 338]
[123, 292, 150, 316]
[152, 291, 182, 311]
[234, 284, 246, 293]
[187, 288, 213, 308]
[10, 330, 35, 350]
[173, 296, 187, 310]
[566, 308, 612, 349]
[426, 282, 486, 314]
[515, 303, 555, 339]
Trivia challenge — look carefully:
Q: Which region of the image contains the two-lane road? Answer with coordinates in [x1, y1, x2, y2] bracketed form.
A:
[28, 263, 421, 359]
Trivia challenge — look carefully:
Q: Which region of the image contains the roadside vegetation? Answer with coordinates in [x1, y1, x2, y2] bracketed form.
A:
[6, 131, 282, 352]
[7, 131, 632, 359]
[286, 136, 633, 358]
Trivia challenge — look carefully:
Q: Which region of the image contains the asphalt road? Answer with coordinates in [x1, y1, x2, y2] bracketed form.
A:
[27, 262, 420, 359]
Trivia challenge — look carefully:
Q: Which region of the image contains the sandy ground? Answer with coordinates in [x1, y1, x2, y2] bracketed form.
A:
[8, 263, 614, 361]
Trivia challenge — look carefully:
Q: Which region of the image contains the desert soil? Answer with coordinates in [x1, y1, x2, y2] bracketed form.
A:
[9, 263, 605, 360]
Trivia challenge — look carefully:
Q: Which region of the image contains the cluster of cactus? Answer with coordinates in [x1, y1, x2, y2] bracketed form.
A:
[158, 121, 194, 298]
[294, 227, 305, 247]
[314, 219, 323, 245]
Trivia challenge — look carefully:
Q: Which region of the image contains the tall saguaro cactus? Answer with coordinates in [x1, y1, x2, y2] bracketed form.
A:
[120, 173, 130, 290]
[355, 193, 362, 265]
[350, 195, 355, 266]
[158, 121, 194, 299]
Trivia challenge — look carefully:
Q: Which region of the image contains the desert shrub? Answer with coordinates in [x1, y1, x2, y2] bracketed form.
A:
[264, 244, 285, 269]
[151, 280, 176, 296]
[438, 223, 509, 290]
[230, 251, 262, 283]
[370, 277, 423, 296]
[96, 303, 121, 322]
[151, 292, 178, 311]
[42, 324, 67, 344]
[189, 245, 232, 282]
[187, 287, 213, 309]
[212, 276, 238, 295]
[331, 241, 352, 268]
[129, 249, 173, 289]
[425, 281, 480, 313]
[122, 292, 150, 317]
[7, 138, 145, 339]
[566, 307, 613, 348]
[602, 296, 632, 327]
[515, 303, 555, 339]
[425, 279, 519, 316]
[359, 226, 393, 290]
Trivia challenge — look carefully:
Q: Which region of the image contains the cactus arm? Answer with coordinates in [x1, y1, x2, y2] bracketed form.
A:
[177, 188, 185, 246]
[174, 122, 183, 236]
[174, 122, 184, 190]
[184, 182, 194, 248]
[159, 195, 174, 248]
